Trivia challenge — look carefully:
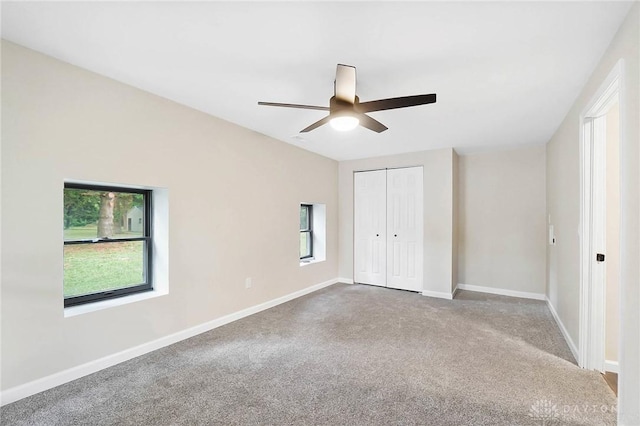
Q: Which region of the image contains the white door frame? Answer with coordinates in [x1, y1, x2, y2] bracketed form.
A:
[578, 59, 623, 371]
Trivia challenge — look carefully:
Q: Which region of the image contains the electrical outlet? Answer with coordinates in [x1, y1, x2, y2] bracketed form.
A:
[245, 277, 252, 289]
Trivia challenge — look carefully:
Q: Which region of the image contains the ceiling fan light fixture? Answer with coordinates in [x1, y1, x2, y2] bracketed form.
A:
[330, 115, 359, 131]
[258, 64, 436, 133]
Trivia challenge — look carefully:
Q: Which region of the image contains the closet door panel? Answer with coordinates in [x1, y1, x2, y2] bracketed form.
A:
[354, 170, 387, 286]
[386, 167, 423, 291]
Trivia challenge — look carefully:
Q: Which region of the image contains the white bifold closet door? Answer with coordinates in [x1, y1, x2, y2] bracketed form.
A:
[354, 170, 387, 287]
[354, 167, 423, 292]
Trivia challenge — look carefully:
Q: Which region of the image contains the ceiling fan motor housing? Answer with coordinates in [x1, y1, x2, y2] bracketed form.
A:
[330, 95, 360, 116]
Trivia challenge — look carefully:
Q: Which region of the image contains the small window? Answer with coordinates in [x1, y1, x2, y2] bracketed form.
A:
[300, 204, 313, 259]
[63, 183, 152, 307]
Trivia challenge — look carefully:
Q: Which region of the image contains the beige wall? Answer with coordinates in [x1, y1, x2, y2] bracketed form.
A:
[605, 102, 620, 364]
[1, 41, 339, 391]
[338, 148, 456, 297]
[457, 146, 547, 294]
[546, 4, 639, 422]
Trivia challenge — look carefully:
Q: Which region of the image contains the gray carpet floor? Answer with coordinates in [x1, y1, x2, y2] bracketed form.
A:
[1, 284, 617, 425]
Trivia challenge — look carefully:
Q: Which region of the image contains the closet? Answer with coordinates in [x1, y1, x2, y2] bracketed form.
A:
[354, 166, 424, 292]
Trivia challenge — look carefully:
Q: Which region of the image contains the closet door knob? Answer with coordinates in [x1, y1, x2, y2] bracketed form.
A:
[394, 234, 398, 237]
[376, 234, 379, 237]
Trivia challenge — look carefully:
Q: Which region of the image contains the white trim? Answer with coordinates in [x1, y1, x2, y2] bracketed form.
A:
[578, 59, 623, 371]
[546, 297, 579, 363]
[338, 277, 354, 284]
[299, 258, 325, 267]
[456, 283, 545, 301]
[64, 288, 168, 317]
[421, 290, 454, 300]
[0, 278, 339, 406]
[604, 360, 619, 374]
[579, 116, 594, 369]
[580, 60, 623, 118]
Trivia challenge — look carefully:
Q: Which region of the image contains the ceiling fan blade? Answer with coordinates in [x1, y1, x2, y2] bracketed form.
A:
[356, 113, 388, 133]
[300, 115, 332, 133]
[258, 101, 329, 111]
[356, 94, 436, 113]
[334, 64, 356, 104]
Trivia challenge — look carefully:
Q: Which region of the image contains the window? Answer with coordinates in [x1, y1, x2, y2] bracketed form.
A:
[299, 203, 326, 266]
[63, 183, 152, 307]
[300, 204, 313, 259]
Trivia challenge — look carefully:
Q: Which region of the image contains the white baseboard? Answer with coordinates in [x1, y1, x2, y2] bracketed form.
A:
[604, 360, 619, 373]
[546, 297, 579, 363]
[457, 283, 546, 301]
[0, 278, 339, 406]
[338, 277, 354, 284]
[421, 289, 455, 300]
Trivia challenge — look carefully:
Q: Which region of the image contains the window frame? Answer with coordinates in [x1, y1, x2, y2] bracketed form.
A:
[63, 183, 153, 307]
[300, 204, 313, 260]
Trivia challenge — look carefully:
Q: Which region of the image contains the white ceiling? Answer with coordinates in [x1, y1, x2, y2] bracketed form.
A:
[1, 2, 633, 161]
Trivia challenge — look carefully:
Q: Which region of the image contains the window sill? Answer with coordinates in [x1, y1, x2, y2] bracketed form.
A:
[300, 258, 324, 267]
[64, 288, 167, 318]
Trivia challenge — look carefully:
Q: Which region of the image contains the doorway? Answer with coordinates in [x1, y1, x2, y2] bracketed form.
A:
[579, 60, 622, 384]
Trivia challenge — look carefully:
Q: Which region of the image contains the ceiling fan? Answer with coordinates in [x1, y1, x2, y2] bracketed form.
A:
[258, 64, 436, 133]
